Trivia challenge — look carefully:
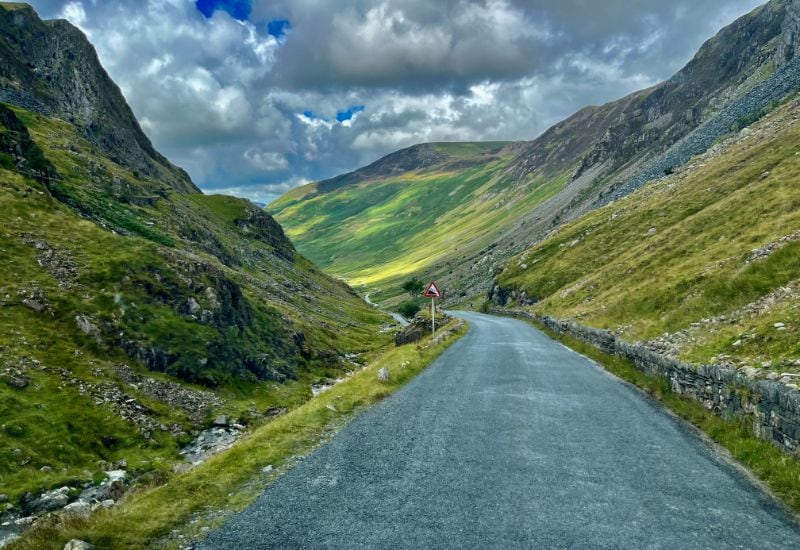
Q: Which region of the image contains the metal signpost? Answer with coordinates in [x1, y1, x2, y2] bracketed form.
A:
[424, 281, 442, 337]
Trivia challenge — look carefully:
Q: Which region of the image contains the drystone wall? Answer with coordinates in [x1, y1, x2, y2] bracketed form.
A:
[493, 309, 800, 457]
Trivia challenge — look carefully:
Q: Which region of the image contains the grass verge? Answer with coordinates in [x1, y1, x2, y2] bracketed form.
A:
[10, 320, 466, 550]
[523, 317, 800, 515]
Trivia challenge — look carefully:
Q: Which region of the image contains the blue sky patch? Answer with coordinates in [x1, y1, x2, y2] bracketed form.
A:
[267, 19, 291, 39]
[336, 105, 365, 123]
[195, 0, 252, 22]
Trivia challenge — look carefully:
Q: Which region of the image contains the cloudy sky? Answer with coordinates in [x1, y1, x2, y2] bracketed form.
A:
[28, 0, 764, 204]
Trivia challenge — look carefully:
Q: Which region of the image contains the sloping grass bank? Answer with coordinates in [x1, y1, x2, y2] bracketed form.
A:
[10, 321, 466, 549]
[518, 316, 800, 515]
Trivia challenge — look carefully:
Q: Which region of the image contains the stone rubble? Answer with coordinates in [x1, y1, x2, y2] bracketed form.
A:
[0, 468, 129, 548]
[113, 364, 224, 423]
[643, 280, 800, 362]
[746, 230, 800, 263]
[602, 58, 800, 205]
[178, 425, 243, 466]
[20, 234, 79, 289]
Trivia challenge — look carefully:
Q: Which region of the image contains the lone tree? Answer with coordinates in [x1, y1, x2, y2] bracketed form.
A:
[401, 277, 424, 298]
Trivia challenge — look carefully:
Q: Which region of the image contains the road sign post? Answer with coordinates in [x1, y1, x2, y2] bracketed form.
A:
[424, 281, 441, 337]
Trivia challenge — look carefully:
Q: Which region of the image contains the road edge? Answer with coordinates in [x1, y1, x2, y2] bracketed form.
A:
[488, 310, 800, 525]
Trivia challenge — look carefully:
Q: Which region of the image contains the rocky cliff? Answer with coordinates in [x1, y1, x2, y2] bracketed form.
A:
[0, 3, 197, 192]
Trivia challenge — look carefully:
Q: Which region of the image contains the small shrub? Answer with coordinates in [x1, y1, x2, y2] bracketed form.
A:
[0, 152, 15, 170]
[397, 301, 421, 318]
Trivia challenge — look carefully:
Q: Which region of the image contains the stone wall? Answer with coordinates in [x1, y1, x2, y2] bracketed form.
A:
[493, 309, 800, 457]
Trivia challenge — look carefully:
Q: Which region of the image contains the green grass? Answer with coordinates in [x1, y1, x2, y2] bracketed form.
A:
[520, 317, 800, 515]
[498, 99, 800, 370]
[10, 319, 466, 550]
[269, 143, 569, 298]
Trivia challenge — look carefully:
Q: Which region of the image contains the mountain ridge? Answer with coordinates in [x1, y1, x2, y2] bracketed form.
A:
[0, 3, 198, 193]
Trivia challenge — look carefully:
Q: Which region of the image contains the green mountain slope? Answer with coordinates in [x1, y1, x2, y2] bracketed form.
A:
[270, 0, 800, 304]
[271, 142, 545, 288]
[0, 4, 387, 511]
[494, 95, 800, 373]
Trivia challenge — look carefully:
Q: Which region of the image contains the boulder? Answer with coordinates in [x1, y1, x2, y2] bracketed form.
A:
[212, 415, 229, 427]
[64, 541, 94, 550]
[186, 297, 201, 315]
[23, 486, 70, 514]
[105, 470, 126, 483]
[62, 500, 92, 519]
[9, 376, 29, 389]
[395, 323, 424, 346]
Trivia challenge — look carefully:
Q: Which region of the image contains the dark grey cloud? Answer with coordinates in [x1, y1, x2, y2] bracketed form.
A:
[26, 0, 764, 204]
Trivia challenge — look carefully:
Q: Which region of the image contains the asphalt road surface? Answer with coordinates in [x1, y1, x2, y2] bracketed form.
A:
[201, 312, 800, 549]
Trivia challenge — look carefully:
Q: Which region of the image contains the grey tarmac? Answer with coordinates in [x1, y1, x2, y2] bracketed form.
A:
[201, 312, 800, 549]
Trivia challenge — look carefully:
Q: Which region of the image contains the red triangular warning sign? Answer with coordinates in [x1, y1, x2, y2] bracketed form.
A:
[424, 281, 441, 298]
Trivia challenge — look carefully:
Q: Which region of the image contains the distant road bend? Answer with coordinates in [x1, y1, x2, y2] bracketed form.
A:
[202, 312, 800, 549]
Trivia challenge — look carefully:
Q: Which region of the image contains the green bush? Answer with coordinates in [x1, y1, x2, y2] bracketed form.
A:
[397, 301, 421, 318]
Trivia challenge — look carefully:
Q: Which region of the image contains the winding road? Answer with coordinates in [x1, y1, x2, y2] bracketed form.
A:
[201, 312, 800, 549]
[363, 292, 409, 327]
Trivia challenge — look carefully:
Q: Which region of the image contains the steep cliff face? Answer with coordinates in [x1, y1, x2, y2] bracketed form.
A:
[501, 0, 791, 199]
[778, 0, 800, 59]
[0, 3, 197, 192]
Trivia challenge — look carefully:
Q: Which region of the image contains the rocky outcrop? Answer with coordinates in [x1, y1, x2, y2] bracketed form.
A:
[234, 208, 295, 262]
[113, 364, 224, 423]
[496, 309, 800, 457]
[778, 0, 800, 60]
[0, 4, 197, 193]
[0, 103, 57, 182]
[395, 320, 426, 345]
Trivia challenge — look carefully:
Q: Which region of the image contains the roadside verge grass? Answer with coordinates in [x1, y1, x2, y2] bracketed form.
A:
[523, 317, 800, 516]
[10, 320, 467, 550]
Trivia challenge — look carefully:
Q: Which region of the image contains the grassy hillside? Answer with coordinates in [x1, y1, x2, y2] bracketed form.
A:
[270, 142, 568, 301]
[10, 319, 466, 550]
[495, 96, 800, 372]
[0, 99, 390, 510]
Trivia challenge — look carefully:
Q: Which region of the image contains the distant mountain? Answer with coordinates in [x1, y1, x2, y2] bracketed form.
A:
[270, 0, 800, 304]
[0, 2, 387, 505]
